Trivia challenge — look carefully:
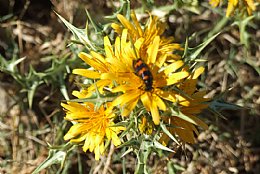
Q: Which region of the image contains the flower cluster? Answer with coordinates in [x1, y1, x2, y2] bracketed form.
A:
[209, 0, 257, 16]
[62, 11, 210, 159]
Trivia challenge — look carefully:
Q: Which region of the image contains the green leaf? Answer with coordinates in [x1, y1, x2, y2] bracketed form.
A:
[207, 16, 229, 40]
[168, 161, 185, 174]
[59, 76, 69, 101]
[32, 150, 67, 174]
[117, 138, 140, 149]
[233, 15, 254, 48]
[64, 96, 115, 103]
[209, 99, 243, 111]
[27, 81, 41, 108]
[120, 147, 133, 158]
[189, 32, 220, 60]
[85, 9, 104, 34]
[55, 12, 96, 51]
[153, 140, 174, 152]
[105, 0, 131, 20]
[32, 143, 74, 174]
[160, 122, 179, 144]
[5, 57, 26, 73]
[170, 107, 198, 126]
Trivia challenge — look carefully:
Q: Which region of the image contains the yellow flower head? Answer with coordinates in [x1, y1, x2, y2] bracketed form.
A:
[160, 67, 210, 144]
[74, 11, 191, 126]
[61, 101, 125, 160]
[107, 29, 190, 125]
[112, 11, 183, 61]
[209, 0, 257, 16]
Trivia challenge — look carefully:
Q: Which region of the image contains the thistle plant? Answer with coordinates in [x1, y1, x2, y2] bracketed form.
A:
[31, 1, 253, 173]
[57, 9, 214, 173]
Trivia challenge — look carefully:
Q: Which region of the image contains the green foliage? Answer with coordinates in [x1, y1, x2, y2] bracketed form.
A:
[0, 45, 80, 108]
[32, 143, 74, 174]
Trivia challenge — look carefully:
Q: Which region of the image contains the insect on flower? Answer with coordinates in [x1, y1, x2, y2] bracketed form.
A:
[133, 58, 153, 91]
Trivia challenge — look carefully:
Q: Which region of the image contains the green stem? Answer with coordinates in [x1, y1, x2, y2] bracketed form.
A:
[206, 16, 229, 40]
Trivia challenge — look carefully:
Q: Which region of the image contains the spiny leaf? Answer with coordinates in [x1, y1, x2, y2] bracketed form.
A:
[32, 150, 67, 174]
[160, 122, 179, 144]
[233, 15, 254, 48]
[209, 99, 243, 111]
[85, 9, 104, 34]
[189, 32, 220, 60]
[105, 0, 131, 20]
[170, 108, 198, 126]
[120, 147, 133, 158]
[9, 57, 26, 72]
[154, 140, 174, 152]
[55, 11, 96, 51]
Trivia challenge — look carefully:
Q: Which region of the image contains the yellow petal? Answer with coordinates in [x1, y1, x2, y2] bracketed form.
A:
[156, 54, 167, 68]
[72, 90, 92, 99]
[153, 94, 166, 111]
[78, 52, 108, 72]
[150, 99, 160, 125]
[64, 123, 85, 140]
[226, 0, 238, 17]
[114, 36, 121, 58]
[99, 141, 105, 154]
[147, 36, 160, 64]
[193, 66, 204, 79]
[117, 14, 136, 34]
[140, 92, 152, 111]
[130, 11, 143, 37]
[104, 36, 114, 59]
[73, 69, 100, 79]
[111, 134, 121, 146]
[163, 60, 184, 75]
[121, 29, 128, 50]
[166, 72, 189, 86]
[61, 102, 84, 113]
[112, 90, 141, 106]
[134, 38, 144, 55]
[245, 0, 256, 11]
[101, 72, 133, 82]
[121, 97, 139, 116]
[209, 0, 220, 7]
[86, 79, 112, 95]
[69, 134, 87, 143]
[111, 23, 122, 34]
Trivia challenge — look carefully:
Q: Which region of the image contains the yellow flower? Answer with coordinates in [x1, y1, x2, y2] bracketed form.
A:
[138, 116, 153, 135]
[61, 101, 125, 160]
[108, 30, 190, 125]
[74, 10, 191, 125]
[112, 11, 183, 61]
[72, 50, 113, 98]
[160, 67, 210, 144]
[209, 0, 221, 7]
[209, 0, 257, 16]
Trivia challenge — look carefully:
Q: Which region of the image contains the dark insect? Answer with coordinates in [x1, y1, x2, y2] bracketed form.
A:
[133, 58, 153, 91]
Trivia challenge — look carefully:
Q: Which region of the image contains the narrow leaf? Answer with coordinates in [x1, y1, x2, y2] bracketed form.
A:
[154, 141, 174, 152]
[32, 150, 66, 174]
[160, 122, 179, 144]
[55, 12, 96, 51]
[189, 32, 220, 60]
